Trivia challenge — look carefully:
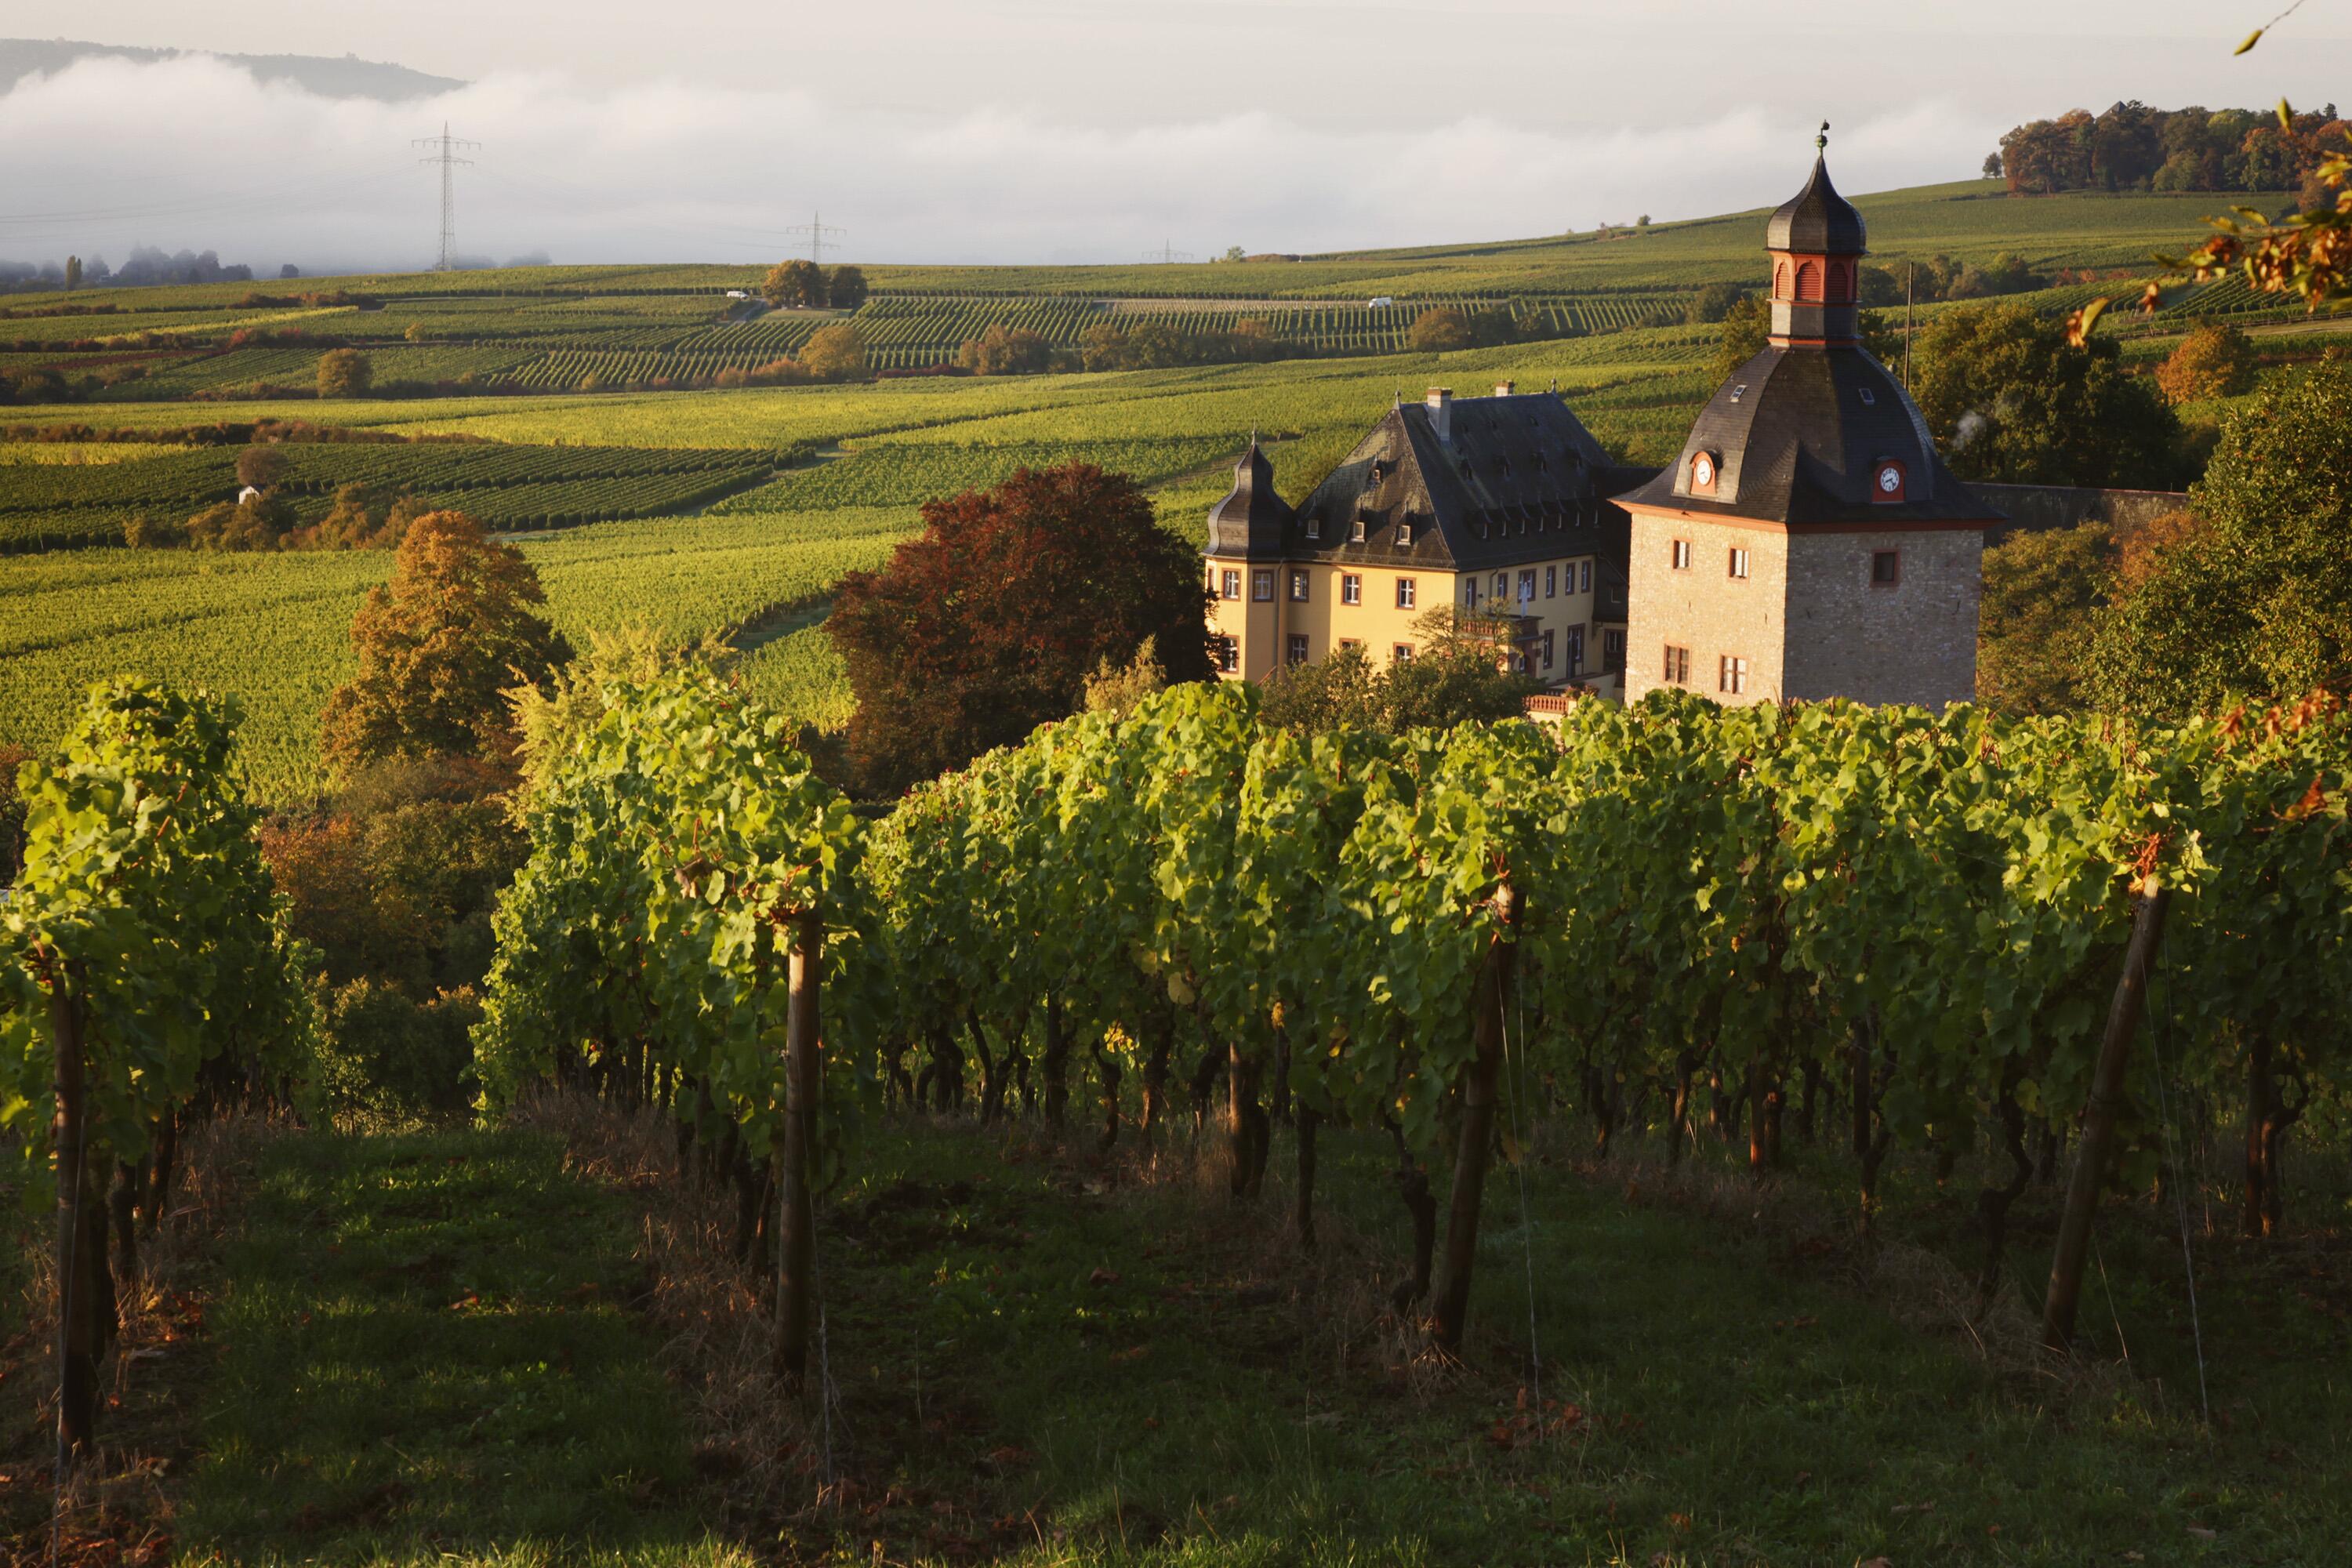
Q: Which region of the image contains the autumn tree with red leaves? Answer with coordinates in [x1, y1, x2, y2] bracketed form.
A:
[828, 462, 1213, 794]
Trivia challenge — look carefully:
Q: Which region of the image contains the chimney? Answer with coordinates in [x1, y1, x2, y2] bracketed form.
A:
[1426, 387, 1453, 442]
[1494, 380, 1515, 397]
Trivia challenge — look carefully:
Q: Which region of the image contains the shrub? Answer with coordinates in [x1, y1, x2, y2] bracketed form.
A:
[2154, 321, 2259, 405]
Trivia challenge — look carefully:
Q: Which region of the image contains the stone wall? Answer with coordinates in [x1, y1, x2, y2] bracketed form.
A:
[1973, 483, 2189, 546]
[1782, 527, 1983, 708]
[1623, 516, 1790, 704]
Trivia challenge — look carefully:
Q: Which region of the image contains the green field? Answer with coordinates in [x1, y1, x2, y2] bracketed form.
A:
[0, 177, 2311, 793]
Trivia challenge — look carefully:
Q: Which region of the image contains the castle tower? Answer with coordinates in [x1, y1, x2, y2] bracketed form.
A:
[1613, 134, 2001, 709]
[1203, 437, 1294, 681]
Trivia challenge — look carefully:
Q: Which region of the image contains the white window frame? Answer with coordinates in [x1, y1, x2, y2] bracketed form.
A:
[1341, 572, 1363, 606]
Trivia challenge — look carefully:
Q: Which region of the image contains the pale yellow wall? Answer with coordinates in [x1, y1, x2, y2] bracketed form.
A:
[1622, 510, 1788, 706]
[1210, 553, 1623, 688]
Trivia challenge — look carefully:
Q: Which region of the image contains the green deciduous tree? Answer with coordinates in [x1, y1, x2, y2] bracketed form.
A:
[1406, 307, 1475, 352]
[826, 264, 869, 310]
[1977, 521, 2114, 714]
[1709, 295, 1770, 382]
[1908, 302, 2180, 486]
[2093, 358, 2352, 714]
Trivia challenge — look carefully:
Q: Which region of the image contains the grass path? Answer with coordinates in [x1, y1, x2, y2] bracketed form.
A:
[175, 1129, 735, 1567]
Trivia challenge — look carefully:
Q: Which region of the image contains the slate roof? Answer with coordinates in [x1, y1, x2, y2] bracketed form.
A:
[1274, 394, 1646, 574]
[1613, 343, 2002, 527]
[1766, 155, 1867, 255]
[1203, 439, 1294, 560]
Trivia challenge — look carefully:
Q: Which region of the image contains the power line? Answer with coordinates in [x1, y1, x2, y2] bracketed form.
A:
[782, 210, 847, 265]
[412, 122, 479, 271]
[1141, 239, 1195, 264]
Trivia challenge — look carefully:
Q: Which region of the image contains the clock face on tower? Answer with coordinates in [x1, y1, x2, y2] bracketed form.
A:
[1874, 460, 1904, 501]
[1692, 452, 1715, 489]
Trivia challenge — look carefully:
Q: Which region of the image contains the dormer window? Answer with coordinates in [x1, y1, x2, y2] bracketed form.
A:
[1349, 516, 1366, 543]
[1304, 515, 1321, 540]
[1367, 459, 1385, 484]
[1396, 520, 1414, 547]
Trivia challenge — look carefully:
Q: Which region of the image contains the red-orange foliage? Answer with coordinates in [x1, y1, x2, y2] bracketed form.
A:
[828, 463, 1214, 793]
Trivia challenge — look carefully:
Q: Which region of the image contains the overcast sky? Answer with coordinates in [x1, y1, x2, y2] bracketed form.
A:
[2, 1, 2341, 271]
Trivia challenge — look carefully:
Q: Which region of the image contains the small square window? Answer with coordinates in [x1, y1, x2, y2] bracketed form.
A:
[1289, 570, 1309, 602]
[1339, 637, 1363, 651]
[1871, 550, 1901, 586]
[1494, 572, 1508, 599]
[1518, 569, 1536, 604]
[1252, 569, 1275, 602]
[1581, 561, 1592, 593]
[1664, 644, 1690, 685]
[1392, 643, 1415, 662]
[1220, 569, 1241, 600]
[1719, 655, 1748, 695]
[1396, 577, 1417, 609]
[1304, 515, 1321, 540]
[1465, 579, 1479, 608]
[1603, 628, 1624, 673]
[1545, 565, 1557, 597]
[1216, 637, 1240, 673]
[1671, 539, 1691, 572]
[1341, 572, 1363, 605]
[1728, 548, 1751, 579]
[1287, 633, 1308, 666]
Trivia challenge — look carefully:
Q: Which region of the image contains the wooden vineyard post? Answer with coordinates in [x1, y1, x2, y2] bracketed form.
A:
[775, 909, 823, 1392]
[1433, 880, 1519, 1354]
[50, 974, 97, 1465]
[2042, 889, 2171, 1356]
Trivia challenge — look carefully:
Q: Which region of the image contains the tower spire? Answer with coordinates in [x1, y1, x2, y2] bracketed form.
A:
[1816, 120, 1829, 153]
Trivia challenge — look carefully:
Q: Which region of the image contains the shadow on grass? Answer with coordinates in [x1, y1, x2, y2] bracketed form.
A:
[177, 1128, 739, 1567]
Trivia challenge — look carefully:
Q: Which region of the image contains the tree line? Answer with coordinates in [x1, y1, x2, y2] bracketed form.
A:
[1996, 100, 2347, 205]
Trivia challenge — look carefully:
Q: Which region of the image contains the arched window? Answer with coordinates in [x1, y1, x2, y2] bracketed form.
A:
[1795, 260, 1822, 302]
[1828, 262, 1849, 300]
[1773, 261, 1789, 299]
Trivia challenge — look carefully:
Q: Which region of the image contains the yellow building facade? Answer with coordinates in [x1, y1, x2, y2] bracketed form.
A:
[1203, 387, 1636, 698]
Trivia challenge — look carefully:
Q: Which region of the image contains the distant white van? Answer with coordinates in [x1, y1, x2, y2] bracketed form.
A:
[725, 289, 750, 300]
[1367, 296, 1395, 308]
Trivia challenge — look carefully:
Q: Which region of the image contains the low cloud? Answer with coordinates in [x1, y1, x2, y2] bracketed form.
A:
[0, 54, 2003, 272]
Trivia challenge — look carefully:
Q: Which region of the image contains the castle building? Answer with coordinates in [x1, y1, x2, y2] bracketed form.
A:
[1613, 144, 2000, 707]
[1203, 385, 1640, 695]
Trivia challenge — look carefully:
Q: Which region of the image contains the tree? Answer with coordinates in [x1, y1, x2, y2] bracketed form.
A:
[1907, 303, 2180, 486]
[1636, 214, 1652, 228]
[0, 743, 27, 885]
[957, 324, 1054, 376]
[1259, 610, 1537, 733]
[317, 348, 372, 398]
[799, 322, 869, 380]
[1686, 281, 1748, 325]
[827, 264, 869, 310]
[2092, 358, 2352, 713]
[1977, 521, 2114, 714]
[763, 258, 828, 309]
[1983, 151, 2003, 179]
[1708, 295, 1770, 382]
[1408, 307, 1475, 352]
[827, 463, 1214, 793]
[319, 510, 572, 776]
[235, 445, 289, 490]
[1221, 245, 1247, 263]
[2155, 321, 2259, 405]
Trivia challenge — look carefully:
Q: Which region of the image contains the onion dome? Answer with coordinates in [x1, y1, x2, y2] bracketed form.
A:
[1766, 154, 1867, 256]
[1204, 437, 1293, 559]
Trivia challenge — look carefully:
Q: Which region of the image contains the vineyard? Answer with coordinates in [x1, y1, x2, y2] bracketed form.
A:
[9, 662, 2344, 1560]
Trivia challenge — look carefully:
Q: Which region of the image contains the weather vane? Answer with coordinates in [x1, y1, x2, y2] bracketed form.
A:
[1817, 121, 1830, 151]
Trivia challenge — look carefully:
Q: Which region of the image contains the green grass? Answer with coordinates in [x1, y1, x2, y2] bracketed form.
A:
[177, 1128, 737, 1567]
